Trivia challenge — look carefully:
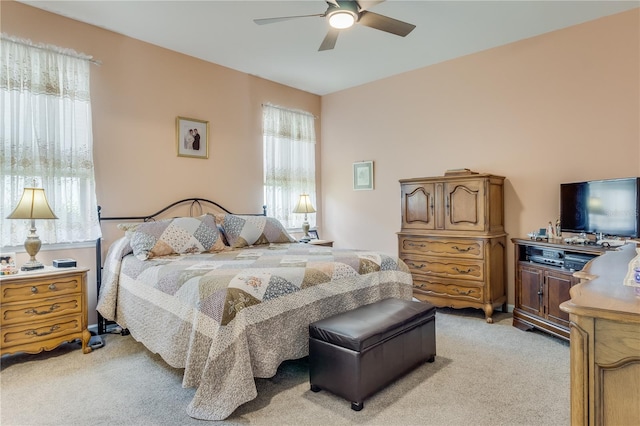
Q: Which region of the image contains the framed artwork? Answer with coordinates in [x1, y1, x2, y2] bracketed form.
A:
[0, 252, 17, 275]
[176, 116, 209, 159]
[308, 229, 319, 240]
[353, 161, 374, 190]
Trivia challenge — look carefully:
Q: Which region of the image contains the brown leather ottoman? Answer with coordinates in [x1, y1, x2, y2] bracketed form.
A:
[308, 298, 436, 411]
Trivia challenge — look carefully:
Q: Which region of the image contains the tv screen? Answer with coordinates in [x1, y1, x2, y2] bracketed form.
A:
[560, 177, 640, 238]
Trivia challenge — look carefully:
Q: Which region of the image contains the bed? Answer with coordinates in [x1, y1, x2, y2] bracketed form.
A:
[95, 198, 413, 420]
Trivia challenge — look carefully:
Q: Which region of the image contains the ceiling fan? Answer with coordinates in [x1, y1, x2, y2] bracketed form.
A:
[253, 0, 416, 51]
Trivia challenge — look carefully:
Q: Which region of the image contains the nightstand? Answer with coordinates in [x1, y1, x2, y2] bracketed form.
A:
[308, 239, 334, 247]
[0, 267, 91, 356]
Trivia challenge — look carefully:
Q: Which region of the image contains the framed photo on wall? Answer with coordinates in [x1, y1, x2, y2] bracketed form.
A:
[353, 161, 374, 190]
[176, 116, 209, 159]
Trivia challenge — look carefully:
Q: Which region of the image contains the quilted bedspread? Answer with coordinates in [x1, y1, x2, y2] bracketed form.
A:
[97, 238, 413, 420]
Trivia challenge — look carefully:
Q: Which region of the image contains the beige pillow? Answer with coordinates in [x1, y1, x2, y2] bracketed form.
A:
[220, 214, 295, 248]
[128, 214, 226, 260]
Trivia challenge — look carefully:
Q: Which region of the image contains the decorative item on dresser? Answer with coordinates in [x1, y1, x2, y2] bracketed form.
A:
[398, 171, 507, 323]
[0, 267, 91, 356]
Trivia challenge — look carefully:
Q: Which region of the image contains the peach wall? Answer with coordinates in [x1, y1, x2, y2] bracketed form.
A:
[320, 9, 640, 307]
[1, 1, 321, 323]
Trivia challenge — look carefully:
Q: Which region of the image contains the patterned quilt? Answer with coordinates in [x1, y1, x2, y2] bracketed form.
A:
[97, 238, 413, 420]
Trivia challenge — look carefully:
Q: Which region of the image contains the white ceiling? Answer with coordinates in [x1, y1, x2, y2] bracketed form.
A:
[19, 0, 639, 95]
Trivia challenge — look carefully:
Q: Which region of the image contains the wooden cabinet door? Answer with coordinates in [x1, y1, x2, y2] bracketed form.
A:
[518, 264, 543, 317]
[543, 270, 575, 329]
[401, 183, 435, 230]
[443, 179, 486, 232]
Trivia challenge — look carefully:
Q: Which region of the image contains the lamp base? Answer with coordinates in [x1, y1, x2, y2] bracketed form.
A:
[22, 227, 44, 271]
[299, 220, 311, 243]
[21, 260, 45, 271]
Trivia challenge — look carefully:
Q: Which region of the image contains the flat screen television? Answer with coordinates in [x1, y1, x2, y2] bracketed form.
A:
[560, 177, 640, 238]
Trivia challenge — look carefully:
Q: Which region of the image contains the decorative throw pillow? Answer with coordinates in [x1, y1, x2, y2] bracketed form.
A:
[221, 214, 295, 248]
[128, 214, 226, 260]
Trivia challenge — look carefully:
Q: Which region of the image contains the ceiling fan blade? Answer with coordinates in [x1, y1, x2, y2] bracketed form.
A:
[254, 14, 324, 25]
[358, 11, 416, 37]
[319, 29, 340, 51]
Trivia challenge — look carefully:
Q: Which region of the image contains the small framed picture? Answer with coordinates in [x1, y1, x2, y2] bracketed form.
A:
[177, 116, 209, 159]
[308, 229, 319, 240]
[0, 252, 17, 275]
[353, 161, 374, 190]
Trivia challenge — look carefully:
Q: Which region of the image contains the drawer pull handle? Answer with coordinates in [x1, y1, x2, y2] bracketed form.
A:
[451, 246, 472, 253]
[48, 284, 57, 291]
[31, 286, 38, 293]
[455, 288, 473, 296]
[408, 262, 426, 269]
[407, 242, 426, 248]
[25, 304, 60, 316]
[453, 267, 473, 274]
[26, 325, 60, 337]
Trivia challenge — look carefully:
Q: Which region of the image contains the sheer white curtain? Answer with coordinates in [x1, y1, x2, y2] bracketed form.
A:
[0, 34, 101, 246]
[263, 104, 316, 229]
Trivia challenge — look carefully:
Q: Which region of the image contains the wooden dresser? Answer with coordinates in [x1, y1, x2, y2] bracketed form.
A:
[560, 243, 640, 426]
[1, 267, 91, 356]
[398, 173, 507, 322]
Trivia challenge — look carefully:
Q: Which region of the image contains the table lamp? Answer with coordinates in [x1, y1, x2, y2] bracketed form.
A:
[293, 194, 316, 242]
[6, 187, 58, 271]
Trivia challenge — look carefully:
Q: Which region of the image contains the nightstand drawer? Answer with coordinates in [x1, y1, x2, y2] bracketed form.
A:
[1, 274, 82, 303]
[1, 294, 82, 326]
[1, 315, 84, 350]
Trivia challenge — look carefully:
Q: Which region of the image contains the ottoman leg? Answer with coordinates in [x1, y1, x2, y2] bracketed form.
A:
[310, 384, 321, 393]
[351, 401, 363, 411]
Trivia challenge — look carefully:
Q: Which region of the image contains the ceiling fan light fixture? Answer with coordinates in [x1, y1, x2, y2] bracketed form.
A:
[328, 10, 357, 29]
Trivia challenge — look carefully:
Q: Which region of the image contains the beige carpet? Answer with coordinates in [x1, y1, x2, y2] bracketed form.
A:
[0, 308, 569, 426]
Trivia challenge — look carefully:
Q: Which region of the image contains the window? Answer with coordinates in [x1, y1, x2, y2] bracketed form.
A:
[262, 104, 316, 229]
[0, 35, 101, 247]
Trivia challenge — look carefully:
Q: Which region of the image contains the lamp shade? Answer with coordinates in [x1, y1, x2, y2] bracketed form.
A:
[292, 194, 316, 214]
[7, 188, 58, 220]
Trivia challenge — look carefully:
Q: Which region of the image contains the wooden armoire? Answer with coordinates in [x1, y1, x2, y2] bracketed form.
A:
[398, 172, 507, 323]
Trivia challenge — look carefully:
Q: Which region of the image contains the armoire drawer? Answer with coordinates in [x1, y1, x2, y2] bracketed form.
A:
[413, 277, 484, 302]
[399, 236, 484, 259]
[400, 254, 484, 282]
